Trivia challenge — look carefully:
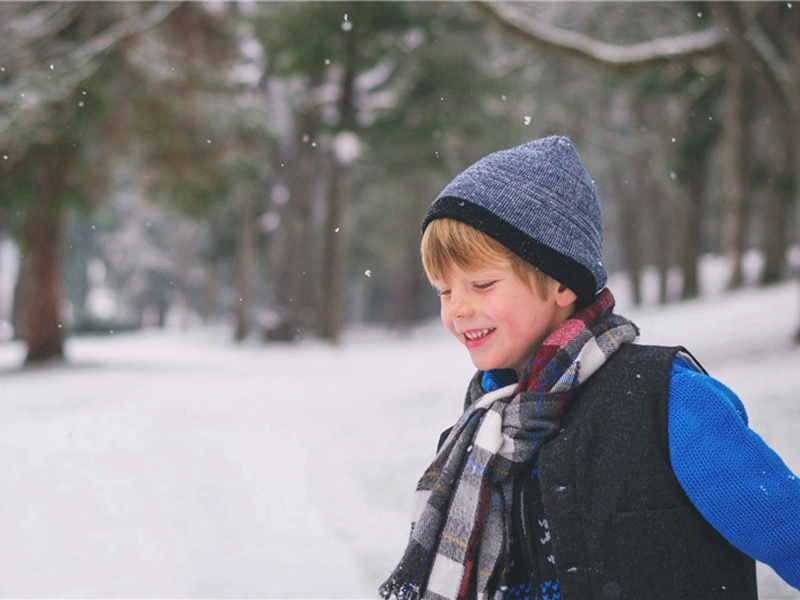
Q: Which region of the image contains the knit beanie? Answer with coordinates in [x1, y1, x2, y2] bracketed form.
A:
[422, 136, 607, 307]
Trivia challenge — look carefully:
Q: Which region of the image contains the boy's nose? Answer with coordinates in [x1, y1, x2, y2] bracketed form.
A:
[449, 293, 474, 318]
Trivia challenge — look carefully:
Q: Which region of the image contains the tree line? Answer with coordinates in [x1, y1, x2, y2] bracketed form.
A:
[0, 2, 797, 365]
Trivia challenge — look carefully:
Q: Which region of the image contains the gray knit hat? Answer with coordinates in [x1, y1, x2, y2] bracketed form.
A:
[422, 136, 607, 307]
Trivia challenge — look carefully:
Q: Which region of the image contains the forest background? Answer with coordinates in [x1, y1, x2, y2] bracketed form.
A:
[1, 1, 799, 365]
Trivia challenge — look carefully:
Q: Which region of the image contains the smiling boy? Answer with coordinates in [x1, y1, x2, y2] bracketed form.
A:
[380, 136, 800, 600]
[423, 221, 576, 377]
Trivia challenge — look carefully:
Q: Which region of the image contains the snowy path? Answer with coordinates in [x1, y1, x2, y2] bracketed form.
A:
[0, 281, 799, 598]
[0, 336, 373, 596]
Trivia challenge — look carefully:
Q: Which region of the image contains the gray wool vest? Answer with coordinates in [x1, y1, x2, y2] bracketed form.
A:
[532, 343, 757, 599]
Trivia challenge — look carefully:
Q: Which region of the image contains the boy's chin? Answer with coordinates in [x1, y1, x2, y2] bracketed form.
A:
[470, 359, 511, 373]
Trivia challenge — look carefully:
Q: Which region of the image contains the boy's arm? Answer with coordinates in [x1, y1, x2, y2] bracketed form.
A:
[668, 359, 800, 591]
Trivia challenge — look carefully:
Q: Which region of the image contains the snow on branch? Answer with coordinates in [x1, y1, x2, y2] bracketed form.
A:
[69, 3, 182, 72]
[473, 1, 726, 73]
[0, 3, 182, 151]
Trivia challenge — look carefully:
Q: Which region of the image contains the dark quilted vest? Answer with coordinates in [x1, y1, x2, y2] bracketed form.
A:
[528, 343, 757, 599]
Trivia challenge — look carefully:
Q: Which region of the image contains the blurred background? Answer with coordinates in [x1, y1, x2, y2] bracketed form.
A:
[1, 3, 800, 598]
[2, 1, 799, 363]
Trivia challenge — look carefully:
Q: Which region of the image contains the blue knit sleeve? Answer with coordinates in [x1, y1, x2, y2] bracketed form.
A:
[668, 358, 800, 591]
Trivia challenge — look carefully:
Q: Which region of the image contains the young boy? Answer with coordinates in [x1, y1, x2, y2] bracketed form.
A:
[380, 136, 800, 600]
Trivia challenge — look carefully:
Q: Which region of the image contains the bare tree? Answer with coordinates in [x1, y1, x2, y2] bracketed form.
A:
[715, 3, 799, 285]
[720, 59, 747, 289]
[476, 1, 799, 302]
[473, 2, 725, 73]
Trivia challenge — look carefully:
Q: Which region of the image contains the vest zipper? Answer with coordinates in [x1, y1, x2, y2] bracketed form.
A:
[513, 466, 540, 579]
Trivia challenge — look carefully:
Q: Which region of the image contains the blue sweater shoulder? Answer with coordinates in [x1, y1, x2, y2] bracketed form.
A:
[668, 358, 800, 591]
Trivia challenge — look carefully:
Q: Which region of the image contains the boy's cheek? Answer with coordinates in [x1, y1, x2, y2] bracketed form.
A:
[439, 306, 453, 330]
[442, 320, 460, 341]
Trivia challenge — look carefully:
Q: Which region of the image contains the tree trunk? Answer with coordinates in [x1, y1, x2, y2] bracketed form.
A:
[266, 109, 322, 336]
[758, 59, 794, 285]
[233, 196, 256, 342]
[759, 138, 793, 285]
[21, 205, 66, 364]
[716, 3, 796, 286]
[720, 60, 747, 289]
[390, 233, 424, 330]
[607, 91, 643, 306]
[679, 166, 704, 300]
[0, 228, 12, 325]
[202, 261, 221, 324]
[287, 134, 321, 330]
[632, 96, 672, 304]
[12, 247, 27, 341]
[319, 156, 349, 343]
[319, 27, 358, 344]
[784, 9, 800, 343]
[391, 181, 436, 329]
[613, 161, 643, 306]
[390, 264, 417, 330]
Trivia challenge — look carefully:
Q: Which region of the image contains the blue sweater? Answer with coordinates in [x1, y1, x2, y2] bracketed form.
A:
[483, 358, 800, 591]
[668, 358, 800, 590]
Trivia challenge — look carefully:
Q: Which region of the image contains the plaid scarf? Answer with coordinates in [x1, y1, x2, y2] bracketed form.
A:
[379, 288, 638, 600]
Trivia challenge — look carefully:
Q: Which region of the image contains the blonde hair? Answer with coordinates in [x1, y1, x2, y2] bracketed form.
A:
[421, 218, 551, 299]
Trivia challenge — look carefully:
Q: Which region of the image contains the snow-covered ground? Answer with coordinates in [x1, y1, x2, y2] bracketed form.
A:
[1, 279, 799, 598]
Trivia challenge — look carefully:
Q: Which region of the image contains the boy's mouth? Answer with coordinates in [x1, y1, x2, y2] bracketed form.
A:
[463, 328, 495, 343]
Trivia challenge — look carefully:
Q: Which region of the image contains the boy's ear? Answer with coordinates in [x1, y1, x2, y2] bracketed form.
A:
[554, 282, 578, 307]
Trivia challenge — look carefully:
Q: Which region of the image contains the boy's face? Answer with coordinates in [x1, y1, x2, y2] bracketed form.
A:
[434, 262, 575, 376]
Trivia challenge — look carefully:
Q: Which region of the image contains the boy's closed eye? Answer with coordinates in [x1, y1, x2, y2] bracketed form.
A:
[434, 277, 502, 297]
[474, 280, 499, 291]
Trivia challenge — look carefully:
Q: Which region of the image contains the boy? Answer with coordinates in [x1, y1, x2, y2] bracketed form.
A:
[380, 136, 800, 600]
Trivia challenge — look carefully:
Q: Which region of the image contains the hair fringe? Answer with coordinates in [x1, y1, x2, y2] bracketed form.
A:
[420, 218, 550, 298]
